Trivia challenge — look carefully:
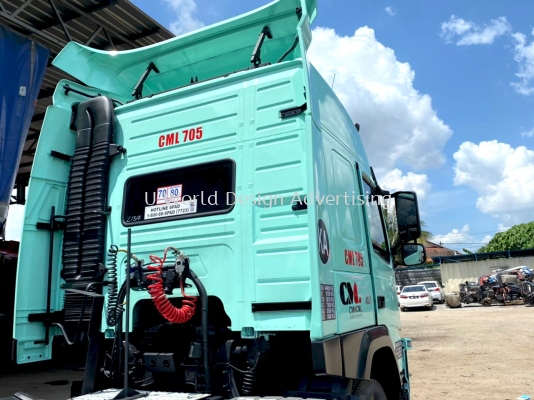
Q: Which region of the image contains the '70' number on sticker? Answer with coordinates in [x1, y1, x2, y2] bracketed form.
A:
[158, 127, 203, 148]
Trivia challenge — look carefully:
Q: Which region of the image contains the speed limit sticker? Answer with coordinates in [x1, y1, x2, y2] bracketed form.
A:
[156, 184, 183, 205]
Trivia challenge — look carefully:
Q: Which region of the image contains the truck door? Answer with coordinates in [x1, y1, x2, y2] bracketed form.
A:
[360, 175, 401, 332]
[323, 149, 377, 334]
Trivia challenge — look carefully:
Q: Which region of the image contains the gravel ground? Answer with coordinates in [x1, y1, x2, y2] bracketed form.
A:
[400, 302, 534, 400]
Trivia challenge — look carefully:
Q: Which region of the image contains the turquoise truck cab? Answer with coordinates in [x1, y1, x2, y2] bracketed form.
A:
[12, 1, 424, 399]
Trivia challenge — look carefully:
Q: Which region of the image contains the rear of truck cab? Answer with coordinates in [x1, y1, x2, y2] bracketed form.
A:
[12, 0, 415, 397]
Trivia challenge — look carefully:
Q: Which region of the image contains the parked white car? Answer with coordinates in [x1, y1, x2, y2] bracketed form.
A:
[399, 285, 433, 311]
[417, 281, 445, 303]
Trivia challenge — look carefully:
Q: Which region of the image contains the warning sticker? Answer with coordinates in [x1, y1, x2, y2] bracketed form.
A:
[320, 284, 336, 321]
[156, 184, 183, 205]
[144, 199, 197, 220]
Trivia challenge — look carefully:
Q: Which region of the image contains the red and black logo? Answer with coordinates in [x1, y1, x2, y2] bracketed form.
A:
[339, 282, 362, 305]
[340, 282, 363, 315]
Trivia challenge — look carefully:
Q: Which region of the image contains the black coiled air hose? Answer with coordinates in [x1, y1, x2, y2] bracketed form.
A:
[241, 360, 257, 395]
[106, 245, 119, 326]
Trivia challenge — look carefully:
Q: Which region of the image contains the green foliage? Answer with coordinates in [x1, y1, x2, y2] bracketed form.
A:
[417, 220, 433, 245]
[462, 248, 473, 254]
[477, 221, 534, 252]
[382, 207, 432, 248]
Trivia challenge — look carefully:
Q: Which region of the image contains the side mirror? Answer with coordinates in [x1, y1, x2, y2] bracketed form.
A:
[392, 191, 421, 243]
[398, 243, 426, 266]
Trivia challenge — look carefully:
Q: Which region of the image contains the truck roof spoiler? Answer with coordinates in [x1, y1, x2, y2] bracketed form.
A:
[52, 0, 317, 101]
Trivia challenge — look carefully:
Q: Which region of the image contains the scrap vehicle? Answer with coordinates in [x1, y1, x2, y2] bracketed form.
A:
[460, 270, 533, 307]
[459, 281, 483, 305]
[10, 1, 426, 399]
[520, 281, 534, 306]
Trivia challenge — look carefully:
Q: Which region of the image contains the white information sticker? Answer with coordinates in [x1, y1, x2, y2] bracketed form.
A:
[156, 184, 183, 205]
[144, 199, 197, 220]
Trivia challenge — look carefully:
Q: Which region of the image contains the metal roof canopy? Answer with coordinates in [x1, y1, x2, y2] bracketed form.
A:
[0, 0, 174, 203]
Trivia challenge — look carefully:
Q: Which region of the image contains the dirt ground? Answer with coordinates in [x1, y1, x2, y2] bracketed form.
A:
[400, 302, 534, 400]
[1, 303, 533, 400]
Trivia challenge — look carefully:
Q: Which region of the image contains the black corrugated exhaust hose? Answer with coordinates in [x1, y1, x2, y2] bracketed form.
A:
[79, 96, 115, 283]
[187, 268, 210, 392]
[60, 106, 93, 283]
[60, 96, 116, 323]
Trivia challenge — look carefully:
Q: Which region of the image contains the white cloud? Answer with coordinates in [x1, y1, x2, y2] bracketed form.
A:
[308, 26, 452, 177]
[520, 126, 534, 138]
[432, 225, 492, 252]
[164, 0, 204, 36]
[5, 204, 25, 242]
[385, 7, 396, 16]
[379, 168, 431, 201]
[453, 140, 534, 224]
[497, 223, 511, 232]
[440, 15, 511, 46]
[511, 31, 534, 95]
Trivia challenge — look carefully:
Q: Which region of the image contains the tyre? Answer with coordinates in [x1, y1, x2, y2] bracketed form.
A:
[445, 294, 461, 308]
[352, 379, 387, 399]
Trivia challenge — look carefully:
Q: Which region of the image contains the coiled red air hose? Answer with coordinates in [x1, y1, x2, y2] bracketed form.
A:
[146, 250, 197, 323]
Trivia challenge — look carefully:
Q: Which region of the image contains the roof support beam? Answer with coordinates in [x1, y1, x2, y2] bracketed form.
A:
[0, 9, 67, 49]
[54, 0, 137, 48]
[94, 27, 161, 49]
[85, 25, 103, 46]
[103, 26, 115, 50]
[128, 26, 160, 41]
[11, 0, 36, 18]
[34, 0, 118, 31]
[18, 161, 33, 169]
[23, 139, 39, 156]
[26, 132, 40, 141]
[48, 0, 72, 42]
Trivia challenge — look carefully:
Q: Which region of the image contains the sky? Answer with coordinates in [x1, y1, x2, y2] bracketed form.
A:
[6, 0, 534, 253]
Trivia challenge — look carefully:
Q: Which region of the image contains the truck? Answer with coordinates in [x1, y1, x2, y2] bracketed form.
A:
[11, 0, 425, 399]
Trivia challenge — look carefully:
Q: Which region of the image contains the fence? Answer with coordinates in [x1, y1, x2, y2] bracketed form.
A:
[394, 264, 442, 287]
[432, 248, 534, 264]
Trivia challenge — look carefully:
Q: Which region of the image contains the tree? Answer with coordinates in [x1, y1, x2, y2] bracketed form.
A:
[382, 207, 432, 247]
[418, 220, 433, 245]
[462, 248, 473, 254]
[477, 221, 534, 252]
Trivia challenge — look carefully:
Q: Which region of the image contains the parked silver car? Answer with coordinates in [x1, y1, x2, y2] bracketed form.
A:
[417, 281, 445, 303]
[399, 285, 433, 311]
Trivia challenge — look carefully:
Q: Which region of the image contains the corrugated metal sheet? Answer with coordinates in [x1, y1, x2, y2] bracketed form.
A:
[0, 0, 175, 188]
[395, 267, 442, 288]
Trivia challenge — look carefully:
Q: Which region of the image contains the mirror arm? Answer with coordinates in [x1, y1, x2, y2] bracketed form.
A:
[370, 167, 389, 196]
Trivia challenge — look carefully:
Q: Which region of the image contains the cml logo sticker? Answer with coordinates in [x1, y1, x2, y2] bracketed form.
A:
[339, 282, 363, 316]
[339, 282, 361, 305]
[318, 219, 330, 264]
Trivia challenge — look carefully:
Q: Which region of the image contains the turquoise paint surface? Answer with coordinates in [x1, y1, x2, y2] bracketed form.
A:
[13, 0, 405, 382]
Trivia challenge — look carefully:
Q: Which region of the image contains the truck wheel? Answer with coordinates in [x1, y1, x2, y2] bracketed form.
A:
[352, 379, 387, 399]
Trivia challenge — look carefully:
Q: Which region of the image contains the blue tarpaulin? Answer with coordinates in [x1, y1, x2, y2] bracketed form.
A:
[0, 26, 49, 238]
